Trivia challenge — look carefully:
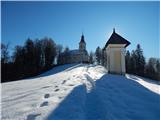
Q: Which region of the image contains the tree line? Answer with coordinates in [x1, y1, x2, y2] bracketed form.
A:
[1, 37, 96, 82]
[125, 44, 160, 81]
[1, 38, 159, 82]
[1, 37, 66, 82]
[94, 44, 160, 81]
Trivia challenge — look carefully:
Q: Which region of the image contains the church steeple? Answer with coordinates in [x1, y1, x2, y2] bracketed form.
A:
[113, 28, 115, 33]
[80, 33, 85, 43]
[79, 33, 86, 50]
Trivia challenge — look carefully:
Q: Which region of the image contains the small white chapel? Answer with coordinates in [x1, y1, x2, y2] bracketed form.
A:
[103, 28, 130, 74]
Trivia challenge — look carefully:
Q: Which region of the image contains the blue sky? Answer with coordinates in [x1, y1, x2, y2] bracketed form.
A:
[1, 1, 159, 59]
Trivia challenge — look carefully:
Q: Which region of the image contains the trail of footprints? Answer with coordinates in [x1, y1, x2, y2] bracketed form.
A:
[40, 88, 60, 108]
[39, 75, 78, 108]
[27, 74, 82, 119]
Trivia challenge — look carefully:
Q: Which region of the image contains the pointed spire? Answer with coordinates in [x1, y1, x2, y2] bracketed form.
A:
[81, 28, 84, 36]
[80, 33, 85, 43]
[81, 32, 84, 38]
[79, 33, 86, 50]
[113, 28, 115, 33]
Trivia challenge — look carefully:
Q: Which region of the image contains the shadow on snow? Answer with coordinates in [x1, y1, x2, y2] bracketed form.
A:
[46, 74, 160, 120]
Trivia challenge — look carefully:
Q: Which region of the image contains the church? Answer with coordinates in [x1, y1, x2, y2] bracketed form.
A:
[58, 34, 89, 64]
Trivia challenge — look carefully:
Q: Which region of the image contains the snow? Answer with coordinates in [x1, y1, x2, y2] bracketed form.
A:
[126, 74, 160, 95]
[1, 64, 160, 120]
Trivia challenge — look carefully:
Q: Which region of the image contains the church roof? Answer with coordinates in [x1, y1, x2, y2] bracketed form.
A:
[60, 49, 88, 56]
[104, 29, 130, 49]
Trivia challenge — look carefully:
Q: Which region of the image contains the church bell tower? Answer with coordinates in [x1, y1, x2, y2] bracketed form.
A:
[79, 33, 86, 51]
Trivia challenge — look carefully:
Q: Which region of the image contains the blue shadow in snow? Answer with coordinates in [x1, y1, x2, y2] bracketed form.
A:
[46, 74, 160, 120]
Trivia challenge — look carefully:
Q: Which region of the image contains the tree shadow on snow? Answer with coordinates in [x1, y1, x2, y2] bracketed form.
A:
[46, 74, 160, 120]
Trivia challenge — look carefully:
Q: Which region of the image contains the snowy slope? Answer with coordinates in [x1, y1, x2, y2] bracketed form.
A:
[1, 64, 160, 120]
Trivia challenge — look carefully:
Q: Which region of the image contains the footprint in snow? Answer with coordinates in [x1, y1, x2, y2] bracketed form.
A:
[73, 75, 76, 77]
[62, 80, 66, 84]
[68, 84, 74, 86]
[40, 101, 48, 107]
[44, 93, 50, 99]
[27, 113, 41, 120]
[87, 71, 91, 74]
[41, 86, 51, 89]
[54, 89, 59, 92]
[58, 96, 64, 99]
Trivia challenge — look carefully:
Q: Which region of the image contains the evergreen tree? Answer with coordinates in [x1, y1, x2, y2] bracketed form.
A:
[1, 43, 10, 81]
[156, 59, 160, 73]
[125, 50, 131, 73]
[34, 39, 44, 72]
[156, 59, 160, 80]
[135, 44, 146, 76]
[95, 46, 102, 65]
[89, 51, 94, 64]
[101, 49, 107, 67]
[1, 43, 9, 64]
[130, 50, 137, 74]
[13, 45, 26, 79]
[56, 44, 63, 65]
[43, 38, 57, 69]
[24, 38, 35, 76]
[145, 58, 157, 79]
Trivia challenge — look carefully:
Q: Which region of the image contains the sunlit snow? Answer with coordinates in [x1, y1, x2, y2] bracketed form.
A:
[2, 64, 160, 120]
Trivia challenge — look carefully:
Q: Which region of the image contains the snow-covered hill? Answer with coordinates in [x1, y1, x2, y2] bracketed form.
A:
[1, 64, 160, 120]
